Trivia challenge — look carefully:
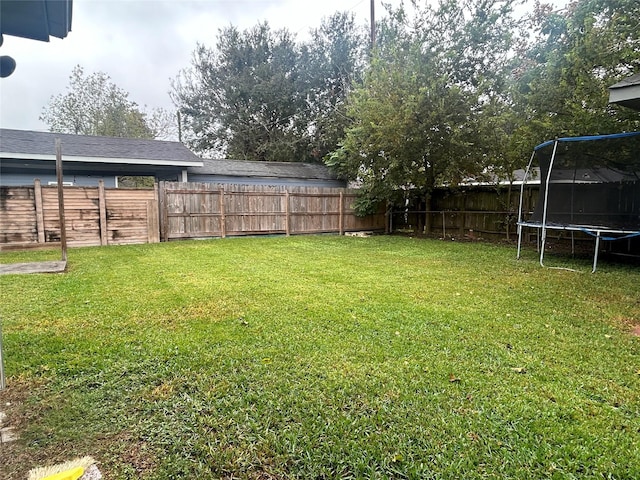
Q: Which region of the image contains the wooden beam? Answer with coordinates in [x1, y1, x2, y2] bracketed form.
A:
[98, 180, 108, 245]
[220, 187, 226, 238]
[158, 181, 168, 242]
[34, 178, 45, 244]
[147, 183, 160, 243]
[55, 139, 67, 261]
[285, 190, 291, 236]
[339, 191, 344, 235]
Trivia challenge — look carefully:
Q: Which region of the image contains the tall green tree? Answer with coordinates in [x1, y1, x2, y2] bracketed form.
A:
[328, 0, 518, 226]
[40, 65, 173, 139]
[172, 23, 304, 160]
[300, 12, 368, 161]
[171, 15, 367, 161]
[512, 0, 640, 139]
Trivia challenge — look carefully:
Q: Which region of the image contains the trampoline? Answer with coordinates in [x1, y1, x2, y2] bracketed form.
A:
[516, 132, 640, 272]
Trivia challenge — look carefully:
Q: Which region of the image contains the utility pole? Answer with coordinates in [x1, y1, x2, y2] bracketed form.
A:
[370, 0, 376, 51]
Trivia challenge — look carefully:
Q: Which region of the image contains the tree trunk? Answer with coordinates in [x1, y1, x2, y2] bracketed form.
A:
[506, 182, 513, 241]
[424, 192, 432, 235]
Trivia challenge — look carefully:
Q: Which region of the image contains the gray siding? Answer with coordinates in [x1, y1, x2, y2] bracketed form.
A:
[0, 172, 116, 187]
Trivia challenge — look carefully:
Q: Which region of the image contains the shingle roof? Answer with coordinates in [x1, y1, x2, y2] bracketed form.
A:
[0, 128, 202, 165]
[189, 158, 339, 180]
[608, 73, 640, 111]
[609, 73, 640, 89]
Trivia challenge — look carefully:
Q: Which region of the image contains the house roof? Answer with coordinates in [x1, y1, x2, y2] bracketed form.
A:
[608, 73, 640, 111]
[609, 73, 640, 89]
[0, 129, 202, 167]
[188, 158, 339, 180]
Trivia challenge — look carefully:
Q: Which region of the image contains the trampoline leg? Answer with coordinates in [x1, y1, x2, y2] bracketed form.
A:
[516, 225, 522, 259]
[592, 232, 601, 273]
[540, 228, 546, 267]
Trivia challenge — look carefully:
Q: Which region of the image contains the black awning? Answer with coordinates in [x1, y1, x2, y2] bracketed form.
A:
[0, 0, 72, 42]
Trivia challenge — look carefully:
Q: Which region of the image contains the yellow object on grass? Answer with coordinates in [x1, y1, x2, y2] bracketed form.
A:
[41, 466, 84, 480]
[28, 456, 95, 480]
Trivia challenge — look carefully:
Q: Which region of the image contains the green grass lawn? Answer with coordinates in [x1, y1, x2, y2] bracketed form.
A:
[1, 236, 639, 479]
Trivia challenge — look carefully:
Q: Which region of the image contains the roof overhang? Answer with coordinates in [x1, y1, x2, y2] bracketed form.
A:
[0, 0, 72, 41]
[608, 74, 640, 111]
[0, 152, 203, 167]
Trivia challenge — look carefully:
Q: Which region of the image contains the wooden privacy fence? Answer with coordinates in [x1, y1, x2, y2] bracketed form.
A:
[1, 180, 541, 250]
[0, 180, 159, 250]
[389, 186, 537, 241]
[390, 209, 519, 240]
[158, 182, 386, 241]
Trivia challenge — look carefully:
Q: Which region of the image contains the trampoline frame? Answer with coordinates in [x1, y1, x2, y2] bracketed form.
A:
[516, 132, 640, 272]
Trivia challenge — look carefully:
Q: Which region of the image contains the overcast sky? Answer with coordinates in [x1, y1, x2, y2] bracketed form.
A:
[1, 0, 568, 135]
[0, 0, 391, 133]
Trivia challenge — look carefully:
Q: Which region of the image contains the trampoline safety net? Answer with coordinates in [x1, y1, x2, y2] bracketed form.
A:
[529, 132, 640, 230]
[517, 131, 640, 271]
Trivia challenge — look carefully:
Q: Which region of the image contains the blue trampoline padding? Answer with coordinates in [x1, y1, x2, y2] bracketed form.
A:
[534, 131, 640, 150]
[578, 228, 640, 242]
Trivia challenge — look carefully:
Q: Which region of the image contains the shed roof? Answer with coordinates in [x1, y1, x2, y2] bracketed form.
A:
[0, 129, 202, 167]
[609, 73, 640, 90]
[189, 158, 339, 180]
[608, 73, 640, 111]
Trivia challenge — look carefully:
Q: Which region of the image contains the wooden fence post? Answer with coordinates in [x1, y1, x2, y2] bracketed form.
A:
[55, 139, 67, 261]
[34, 179, 45, 244]
[220, 186, 226, 238]
[339, 191, 344, 235]
[442, 211, 446, 238]
[158, 182, 168, 242]
[147, 183, 160, 243]
[285, 190, 291, 236]
[386, 204, 392, 234]
[98, 180, 108, 245]
[458, 195, 466, 238]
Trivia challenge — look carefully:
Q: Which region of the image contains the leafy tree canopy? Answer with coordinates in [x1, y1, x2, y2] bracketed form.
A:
[328, 0, 519, 217]
[169, 0, 639, 217]
[512, 0, 640, 139]
[41, 65, 175, 140]
[171, 14, 367, 161]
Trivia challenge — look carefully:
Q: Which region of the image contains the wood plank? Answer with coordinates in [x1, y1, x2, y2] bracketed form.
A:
[285, 190, 290, 236]
[0, 242, 62, 252]
[0, 260, 67, 275]
[220, 188, 226, 238]
[98, 180, 108, 245]
[147, 186, 160, 244]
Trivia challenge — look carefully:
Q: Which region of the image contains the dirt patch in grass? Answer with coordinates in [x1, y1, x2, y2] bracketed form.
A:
[0, 379, 157, 479]
[0, 377, 48, 479]
[0, 376, 41, 441]
[611, 316, 640, 338]
[95, 432, 158, 478]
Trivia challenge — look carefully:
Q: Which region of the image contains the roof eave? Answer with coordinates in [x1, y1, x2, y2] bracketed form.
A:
[0, 152, 203, 167]
[608, 83, 640, 111]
